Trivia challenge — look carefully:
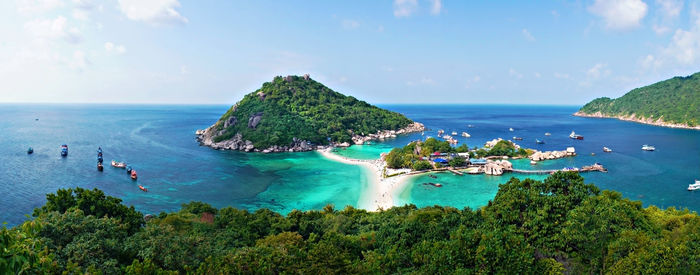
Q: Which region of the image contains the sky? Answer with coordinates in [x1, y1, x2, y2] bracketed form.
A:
[1, 0, 699, 105]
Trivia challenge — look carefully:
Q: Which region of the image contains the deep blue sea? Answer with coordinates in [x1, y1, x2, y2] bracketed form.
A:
[1, 104, 699, 226]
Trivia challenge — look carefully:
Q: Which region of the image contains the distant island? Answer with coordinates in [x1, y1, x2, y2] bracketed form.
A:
[196, 74, 424, 152]
[574, 72, 700, 129]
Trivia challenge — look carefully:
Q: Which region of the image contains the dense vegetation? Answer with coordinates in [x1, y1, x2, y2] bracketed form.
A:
[385, 138, 528, 169]
[212, 75, 413, 148]
[384, 137, 469, 169]
[578, 72, 700, 126]
[3, 173, 698, 274]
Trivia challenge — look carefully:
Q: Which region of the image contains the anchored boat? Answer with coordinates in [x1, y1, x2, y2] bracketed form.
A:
[512, 136, 523, 140]
[641, 144, 655, 151]
[111, 160, 127, 168]
[544, 132, 551, 136]
[27, 147, 33, 154]
[130, 170, 138, 180]
[462, 132, 471, 138]
[689, 180, 700, 191]
[603, 147, 612, 152]
[569, 131, 584, 140]
[536, 139, 544, 144]
[60, 144, 68, 157]
[139, 185, 148, 192]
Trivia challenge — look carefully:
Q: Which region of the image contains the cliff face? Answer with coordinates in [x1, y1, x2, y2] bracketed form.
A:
[575, 72, 700, 129]
[196, 75, 424, 152]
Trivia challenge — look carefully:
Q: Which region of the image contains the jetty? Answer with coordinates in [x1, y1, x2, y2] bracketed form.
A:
[510, 163, 607, 175]
[448, 168, 464, 176]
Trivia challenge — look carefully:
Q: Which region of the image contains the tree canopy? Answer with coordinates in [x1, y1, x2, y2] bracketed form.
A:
[578, 72, 700, 126]
[2, 173, 699, 274]
[212, 75, 414, 148]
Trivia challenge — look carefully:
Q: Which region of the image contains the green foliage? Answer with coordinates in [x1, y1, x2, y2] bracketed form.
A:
[412, 160, 433, 171]
[7, 173, 700, 273]
[385, 137, 457, 169]
[486, 140, 529, 157]
[180, 201, 218, 215]
[578, 72, 700, 126]
[213, 75, 414, 147]
[448, 157, 466, 167]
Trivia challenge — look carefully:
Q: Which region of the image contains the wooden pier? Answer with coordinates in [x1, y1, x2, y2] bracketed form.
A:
[448, 168, 464, 176]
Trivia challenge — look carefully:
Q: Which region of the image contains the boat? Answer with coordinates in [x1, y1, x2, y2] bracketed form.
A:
[535, 139, 544, 144]
[530, 160, 537, 165]
[544, 132, 551, 136]
[641, 144, 655, 151]
[569, 131, 584, 140]
[421, 132, 424, 136]
[428, 174, 437, 179]
[509, 128, 514, 132]
[27, 147, 33, 154]
[97, 162, 103, 171]
[131, 170, 138, 180]
[603, 147, 612, 152]
[467, 124, 474, 128]
[60, 144, 68, 157]
[139, 185, 148, 192]
[451, 131, 458, 136]
[591, 153, 596, 156]
[98, 156, 103, 163]
[461, 132, 471, 138]
[126, 166, 133, 174]
[512, 136, 523, 140]
[688, 180, 700, 191]
[428, 182, 442, 187]
[111, 160, 127, 168]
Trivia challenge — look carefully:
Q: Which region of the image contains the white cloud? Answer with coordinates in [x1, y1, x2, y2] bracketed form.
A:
[551, 10, 559, 17]
[342, 19, 360, 30]
[586, 63, 611, 78]
[420, 77, 434, 84]
[534, 72, 541, 78]
[657, 0, 683, 18]
[652, 24, 671, 34]
[71, 0, 97, 21]
[118, 0, 188, 25]
[522, 29, 535, 41]
[24, 16, 82, 44]
[17, 0, 64, 14]
[588, 0, 648, 30]
[67, 50, 87, 71]
[104, 42, 126, 54]
[429, 0, 442, 15]
[394, 0, 418, 17]
[509, 68, 523, 79]
[554, 72, 570, 79]
[464, 75, 480, 88]
[180, 65, 189, 74]
[377, 25, 385, 32]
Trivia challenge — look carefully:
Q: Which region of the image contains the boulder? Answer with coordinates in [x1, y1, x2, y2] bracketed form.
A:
[248, 112, 263, 129]
[223, 116, 237, 128]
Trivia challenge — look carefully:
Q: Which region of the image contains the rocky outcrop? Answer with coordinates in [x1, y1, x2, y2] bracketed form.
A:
[483, 160, 512, 176]
[573, 111, 700, 130]
[223, 116, 237, 128]
[195, 126, 322, 153]
[529, 148, 576, 161]
[248, 112, 263, 129]
[351, 122, 426, 145]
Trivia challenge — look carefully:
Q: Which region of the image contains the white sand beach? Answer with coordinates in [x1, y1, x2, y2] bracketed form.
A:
[317, 148, 415, 211]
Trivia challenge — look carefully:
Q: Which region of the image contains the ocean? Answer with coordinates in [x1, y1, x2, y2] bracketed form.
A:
[1, 104, 699, 226]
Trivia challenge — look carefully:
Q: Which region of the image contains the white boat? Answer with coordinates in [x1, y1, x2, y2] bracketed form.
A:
[544, 132, 551, 136]
[569, 131, 584, 140]
[509, 128, 514, 132]
[421, 132, 424, 136]
[689, 180, 700, 191]
[451, 131, 458, 136]
[467, 124, 474, 128]
[641, 145, 655, 151]
[603, 147, 612, 153]
[461, 132, 471, 138]
[530, 160, 537, 165]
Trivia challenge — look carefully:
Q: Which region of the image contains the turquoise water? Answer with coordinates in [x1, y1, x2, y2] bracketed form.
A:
[1, 104, 699, 226]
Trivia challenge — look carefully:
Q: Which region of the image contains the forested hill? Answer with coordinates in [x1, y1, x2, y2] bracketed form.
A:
[576, 72, 700, 127]
[3, 172, 700, 274]
[205, 75, 414, 149]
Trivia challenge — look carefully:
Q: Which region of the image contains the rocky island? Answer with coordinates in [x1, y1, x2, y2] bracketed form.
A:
[197, 75, 424, 152]
[574, 72, 700, 129]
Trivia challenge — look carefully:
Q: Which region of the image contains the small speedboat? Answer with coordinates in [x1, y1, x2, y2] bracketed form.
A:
[530, 160, 537, 165]
[138, 185, 148, 192]
[535, 139, 544, 144]
[512, 136, 523, 140]
[641, 145, 655, 151]
[97, 162, 103, 171]
[688, 180, 700, 191]
[27, 147, 33, 154]
[126, 166, 133, 174]
[428, 174, 437, 179]
[428, 182, 442, 187]
[544, 132, 551, 136]
[462, 132, 471, 138]
[509, 128, 514, 132]
[603, 147, 612, 152]
[451, 131, 458, 136]
[130, 170, 138, 180]
[111, 160, 127, 168]
[60, 144, 68, 157]
[467, 124, 474, 128]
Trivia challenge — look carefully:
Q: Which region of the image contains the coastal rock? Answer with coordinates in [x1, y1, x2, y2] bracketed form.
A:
[573, 111, 700, 130]
[248, 112, 263, 129]
[223, 116, 237, 128]
[529, 148, 576, 161]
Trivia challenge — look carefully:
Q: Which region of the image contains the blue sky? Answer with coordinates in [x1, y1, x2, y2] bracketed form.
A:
[1, 0, 699, 105]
